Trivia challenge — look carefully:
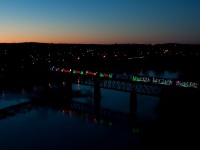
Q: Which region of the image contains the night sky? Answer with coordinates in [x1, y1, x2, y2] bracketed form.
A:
[0, 0, 200, 44]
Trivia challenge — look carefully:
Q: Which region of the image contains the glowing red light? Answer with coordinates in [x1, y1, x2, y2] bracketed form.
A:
[104, 73, 108, 77]
[63, 69, 71, 73]
[87, 71, 96, 75]
[76, 70, 80, 74]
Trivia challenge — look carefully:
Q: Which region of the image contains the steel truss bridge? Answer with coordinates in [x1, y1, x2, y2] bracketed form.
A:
[53, 73, 198, 97]
[73, 77, 165, 97]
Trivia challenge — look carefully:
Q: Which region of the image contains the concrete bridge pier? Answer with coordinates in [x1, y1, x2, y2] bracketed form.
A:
[130, 90, 137, 128]
[94, 78, 101, 121]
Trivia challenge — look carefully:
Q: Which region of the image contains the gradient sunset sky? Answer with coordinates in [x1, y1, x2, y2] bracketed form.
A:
[0, 0, 200, 44]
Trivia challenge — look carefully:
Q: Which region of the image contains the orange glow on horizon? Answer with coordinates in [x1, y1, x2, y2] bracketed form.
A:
[0, 37, 143, 44]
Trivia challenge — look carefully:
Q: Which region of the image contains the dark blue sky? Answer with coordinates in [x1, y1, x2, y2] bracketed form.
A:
[0, 0, 200, 44]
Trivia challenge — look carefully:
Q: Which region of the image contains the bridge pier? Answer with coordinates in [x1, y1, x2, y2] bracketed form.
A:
[130, 90, 137, 128]
[94, 78, 101, 120]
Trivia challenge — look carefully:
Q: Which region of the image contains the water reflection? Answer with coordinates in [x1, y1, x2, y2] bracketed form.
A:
[72, 84, 160, 124]
[1, 69, 195, 149]
[0, 90, 31, 109]
[0, 86, 139, 150]
[0, 108, 139, 150]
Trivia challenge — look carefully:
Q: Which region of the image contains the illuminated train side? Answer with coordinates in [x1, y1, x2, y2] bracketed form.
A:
[50, 66, 199, 89]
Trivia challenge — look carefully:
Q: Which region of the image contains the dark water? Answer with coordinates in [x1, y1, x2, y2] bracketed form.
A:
[0, 70, 193, 150]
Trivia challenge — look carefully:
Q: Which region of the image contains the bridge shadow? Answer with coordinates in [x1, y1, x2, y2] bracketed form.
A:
[32, 94, 132, 129]
[0, 89, 132, 131]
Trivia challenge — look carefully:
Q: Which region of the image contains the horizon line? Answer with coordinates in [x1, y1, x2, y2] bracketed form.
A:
[0, 41, 200, 45]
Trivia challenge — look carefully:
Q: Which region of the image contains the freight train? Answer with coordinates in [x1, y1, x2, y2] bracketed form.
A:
[50, 66, 199, 89]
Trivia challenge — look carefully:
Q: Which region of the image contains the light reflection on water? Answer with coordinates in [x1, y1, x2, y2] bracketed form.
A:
[0, 70, 180, 150]
[72, 84, 160, 122]
[71, 70, 180, 122]
[0, 90, 32, 109]
[0, 84, 43, 109]
[0, 86, 139, 150]
[0, 107, 138, 150]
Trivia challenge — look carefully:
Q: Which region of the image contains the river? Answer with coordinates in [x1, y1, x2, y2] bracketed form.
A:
[0, 69, 187, 150]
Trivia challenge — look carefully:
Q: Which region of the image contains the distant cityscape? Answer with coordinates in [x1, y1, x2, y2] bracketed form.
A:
[0, 42, 200, 73]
